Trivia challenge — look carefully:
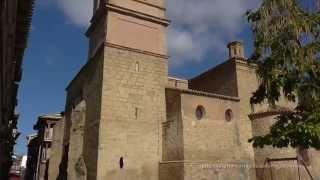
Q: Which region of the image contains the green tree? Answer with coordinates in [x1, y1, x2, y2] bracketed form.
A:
[246, 0, 320, 149]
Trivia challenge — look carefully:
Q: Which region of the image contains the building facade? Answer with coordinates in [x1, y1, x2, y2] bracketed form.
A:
[25, 134, 38, 180]
[9, 155, 23, 180]
[0, 0, 35, 178]
[26, 114, 63, 180]
[46, 0, 320, 180]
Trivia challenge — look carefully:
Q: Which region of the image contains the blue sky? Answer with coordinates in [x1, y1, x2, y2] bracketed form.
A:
[16, 1, 89, 154]
[15, 0, 258, 154]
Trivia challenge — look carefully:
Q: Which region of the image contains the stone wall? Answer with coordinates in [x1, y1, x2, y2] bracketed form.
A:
[65, 0, 169, 179]
[64, 50, 104, 180]
[61, 0, 320, 179]
[236, 59, 320, 180]
[159, 162, 184, 180]
[67, 101, 86, 180]
[181, 93, 254, 180]
[48, 118, 65, 180]
[163, 89, 184, 161]
[162, 87, 257, 180]
[184, 58, 301, 179]
[234, 60, 261, 171]
[180, 93, 240, 161]
[96, 46, 168, 180]
[108, 0, 166, 18]
[167, 77, 188, 90]
[251, 115, 315, 180]
[308, 149, 320, 179]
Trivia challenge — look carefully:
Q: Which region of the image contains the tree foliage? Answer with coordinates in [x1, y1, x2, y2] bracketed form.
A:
[247, 0, 320, 149]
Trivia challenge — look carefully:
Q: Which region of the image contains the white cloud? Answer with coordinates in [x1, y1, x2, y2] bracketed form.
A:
[56, 0, 92, 27]
[55, 0, 260, 65]
[167, 0, 260, 66]
[168, 28, 227, 66]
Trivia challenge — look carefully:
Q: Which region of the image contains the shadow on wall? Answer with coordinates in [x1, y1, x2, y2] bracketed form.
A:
[57, 144, 69, 180]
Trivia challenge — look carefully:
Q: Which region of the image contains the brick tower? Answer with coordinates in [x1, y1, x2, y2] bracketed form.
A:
[65, 0, 170, 180]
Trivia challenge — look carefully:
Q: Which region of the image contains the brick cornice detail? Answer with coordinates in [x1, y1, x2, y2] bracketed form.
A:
[132, 0, 166, 10]
[86, 2, 170, 36]
[166, 87, 240, 102]
[249, 109, 293, 120]
[106, 3, 170, 26]
[104, 42, 169, 59]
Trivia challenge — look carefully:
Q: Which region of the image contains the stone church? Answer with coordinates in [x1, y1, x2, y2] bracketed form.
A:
[52, 0, 320, 180]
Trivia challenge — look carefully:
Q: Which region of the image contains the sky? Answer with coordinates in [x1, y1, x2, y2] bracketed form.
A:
[15, 0, 261, 154]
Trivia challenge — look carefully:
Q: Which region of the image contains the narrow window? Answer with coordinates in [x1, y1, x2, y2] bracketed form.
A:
[233, 48, 237, 56]
[135, 61, 140, 72]
[251, 104, 255, 113]
[195, 105, 206, 120]
[119, 157, 124, 169]
[225, 109, 233, 122]
[135, 107, 138, 119]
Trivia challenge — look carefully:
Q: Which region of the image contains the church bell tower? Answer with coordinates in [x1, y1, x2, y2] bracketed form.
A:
[86, 0, 169, 179]
[87, 0, 169, 59]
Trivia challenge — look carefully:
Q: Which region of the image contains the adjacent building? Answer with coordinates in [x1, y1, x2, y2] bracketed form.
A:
[9, 155, 23, 180]
[25, 134, 38, 180]
[25, 114, 63, 180]
[0, 0, 35, 178]
[8, 154, 27, 180]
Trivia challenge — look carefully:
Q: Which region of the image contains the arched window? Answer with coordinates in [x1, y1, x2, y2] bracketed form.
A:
[119, 157, 124, 169]
[233, 48, 237, 56]
[195, 105, 206, 120]
[225, 109, 233, 122]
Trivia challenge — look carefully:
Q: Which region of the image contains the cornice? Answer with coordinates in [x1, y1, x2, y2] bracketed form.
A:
[132, 0, 166, 10]
[166, 87, 240, 102]
[105, 42, 169, 59]
[106, 3, 170, 26]
[86, 2, 170, 37]
[232, 58, 257, 69]
[249, 108, 293, 120]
